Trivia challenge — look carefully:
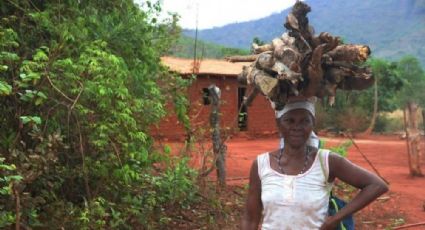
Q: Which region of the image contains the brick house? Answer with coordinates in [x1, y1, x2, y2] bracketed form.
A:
[151, 57, 278, 140]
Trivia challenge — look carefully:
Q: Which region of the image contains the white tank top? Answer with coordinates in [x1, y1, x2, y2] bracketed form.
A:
[257, 149, 332, 230]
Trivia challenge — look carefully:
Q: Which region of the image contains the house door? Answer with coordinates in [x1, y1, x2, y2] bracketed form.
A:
[238, 87, 248, 131]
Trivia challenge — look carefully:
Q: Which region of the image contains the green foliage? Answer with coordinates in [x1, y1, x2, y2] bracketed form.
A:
[329, 141, 353, 158]
[252, 37, 266, 46]
[0, 0, 197, 228]
[364, 58, 404, 112]
[316, 57, 412, 132]
[394, 55, 425, 108]
[0, 157, 22, 228]
[168, 35, 250, 59]
[316, 93, 370, 132]
[373, 113, 404, 133]
[320, 140, 352, 158]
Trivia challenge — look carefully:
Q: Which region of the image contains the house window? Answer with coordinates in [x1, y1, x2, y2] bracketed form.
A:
[238, 87, 248, 131]
[202, 88, 210, 105]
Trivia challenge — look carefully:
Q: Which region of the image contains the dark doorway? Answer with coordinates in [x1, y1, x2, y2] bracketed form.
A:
[238, 87, 248, 131]
[202, 88, 210, 105]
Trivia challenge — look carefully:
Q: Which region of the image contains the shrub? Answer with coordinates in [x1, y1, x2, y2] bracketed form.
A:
[0, 1, 196, 228]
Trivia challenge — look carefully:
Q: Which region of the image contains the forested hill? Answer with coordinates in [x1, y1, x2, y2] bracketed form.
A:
[183, 0, 425, 65]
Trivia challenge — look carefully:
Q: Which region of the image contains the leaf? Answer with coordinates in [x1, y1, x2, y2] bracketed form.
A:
[163, 145, 171, 154]
[36, 91, 47, 99]
[19, 73, 27, 80]
[98, 87, 106, 95]
[0, 81, 12, 95]
[35, 97, 44, 106]
[33, 49, 48, 62]
[0, 164, 16, 170]
[20, 116, 42, 125]
[0, 51, 19, 62]
[19, 90, 35, 101]
[0, 65, 8, 72]
[7, 175, 23, 181]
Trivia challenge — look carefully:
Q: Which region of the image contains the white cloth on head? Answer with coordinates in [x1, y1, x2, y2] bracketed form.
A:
[275, 98, 317, 119]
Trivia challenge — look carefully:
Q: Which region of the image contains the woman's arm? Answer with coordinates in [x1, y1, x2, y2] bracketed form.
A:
[241, 159, 263, 230]
[321, 153, 389, 229]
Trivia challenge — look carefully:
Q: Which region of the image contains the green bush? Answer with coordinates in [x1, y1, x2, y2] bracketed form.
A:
[374, 114, 404, 133]
[316, 102, 369, 133]
[0, 1, 197, 228]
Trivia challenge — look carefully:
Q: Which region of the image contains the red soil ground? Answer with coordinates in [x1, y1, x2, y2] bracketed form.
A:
[163, 134, 425, 228]
[223, 134, 425, 229]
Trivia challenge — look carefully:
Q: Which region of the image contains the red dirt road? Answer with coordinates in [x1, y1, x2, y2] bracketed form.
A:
[224, 135, 425, 227]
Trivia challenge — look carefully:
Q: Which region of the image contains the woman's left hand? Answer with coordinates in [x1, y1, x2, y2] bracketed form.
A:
[319, 216, 339, 230]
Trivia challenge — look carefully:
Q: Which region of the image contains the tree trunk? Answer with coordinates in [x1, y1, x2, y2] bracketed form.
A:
[363, 78, 378, 135]
[403, 102, 423, 177]
[209, 85, 227, 187]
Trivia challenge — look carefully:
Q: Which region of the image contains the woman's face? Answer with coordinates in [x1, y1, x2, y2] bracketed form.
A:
[277, 109, 314, 148]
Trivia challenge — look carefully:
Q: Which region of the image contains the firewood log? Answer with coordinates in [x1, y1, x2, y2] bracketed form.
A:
[252, 43, 273, 54]
[225, 54, 258, 63]
[338, 73, 374, 90]
[237, 66, 249, 85]
[234, 1, 374, 108]
[245, 65, 256, 85]
[252, 70, 279, 98]
[272, 38, 285, 57]
[316, 32, 341, 54]
[327, 44, 371, 63]
[255, 51, 275, 70]
[272, 61, 301, 82]
[281, 33, 296, 47]
[238, 65, 255, 85]
[243, 86, 260, 107]
[286, 13, 300, 31]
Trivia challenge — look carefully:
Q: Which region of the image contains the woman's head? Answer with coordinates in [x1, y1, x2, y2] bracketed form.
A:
[276, 99, 315, 148]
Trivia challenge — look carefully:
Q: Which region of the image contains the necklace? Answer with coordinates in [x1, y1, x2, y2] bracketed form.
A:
[275, 146, 310, 174]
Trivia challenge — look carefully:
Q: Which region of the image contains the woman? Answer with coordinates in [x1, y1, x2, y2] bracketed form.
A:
[241, 99, 388, 230]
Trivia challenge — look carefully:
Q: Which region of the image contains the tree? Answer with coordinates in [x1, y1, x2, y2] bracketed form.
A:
[0, 1, 196, 228]
[252, 37, 266, 46]
[396, 56, 425, 176]
[361, 58, 404, 134]
[395, 56, 425, 108]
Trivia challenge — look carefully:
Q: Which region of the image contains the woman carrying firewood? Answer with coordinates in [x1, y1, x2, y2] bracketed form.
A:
[241, 99, 388, 230]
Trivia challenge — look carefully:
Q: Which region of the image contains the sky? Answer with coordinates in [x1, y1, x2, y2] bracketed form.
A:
[158, 0, 298, 29]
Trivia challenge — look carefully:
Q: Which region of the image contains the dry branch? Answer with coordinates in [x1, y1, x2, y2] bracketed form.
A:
[393, 222, 425, 229]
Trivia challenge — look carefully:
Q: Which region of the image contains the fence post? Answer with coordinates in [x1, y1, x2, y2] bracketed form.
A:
[208, 85, 227, 187]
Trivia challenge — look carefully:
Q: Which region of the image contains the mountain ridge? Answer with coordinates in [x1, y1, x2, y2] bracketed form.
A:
[183, 0, 425, 66]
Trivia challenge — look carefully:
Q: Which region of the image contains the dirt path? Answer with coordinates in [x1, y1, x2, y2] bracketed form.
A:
[224, 135, 425, 228]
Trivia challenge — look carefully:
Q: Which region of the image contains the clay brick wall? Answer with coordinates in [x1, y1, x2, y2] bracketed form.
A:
[151, 74, 279, 140]
[247, 94, 278, 136]
[150, 74, 241, 140]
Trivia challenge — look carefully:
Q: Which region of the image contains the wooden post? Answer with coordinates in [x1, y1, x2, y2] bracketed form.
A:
[208, 85, 227, 187]
[422, 108, 425, 163]
[403, 102, 423, 177]
[422, 109, 425, 139]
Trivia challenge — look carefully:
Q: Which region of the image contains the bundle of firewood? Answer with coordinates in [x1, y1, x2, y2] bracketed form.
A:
[227, 1, 374, 110]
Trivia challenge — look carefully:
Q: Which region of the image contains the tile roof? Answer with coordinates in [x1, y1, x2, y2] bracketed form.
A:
[161, 56, 249, 76]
